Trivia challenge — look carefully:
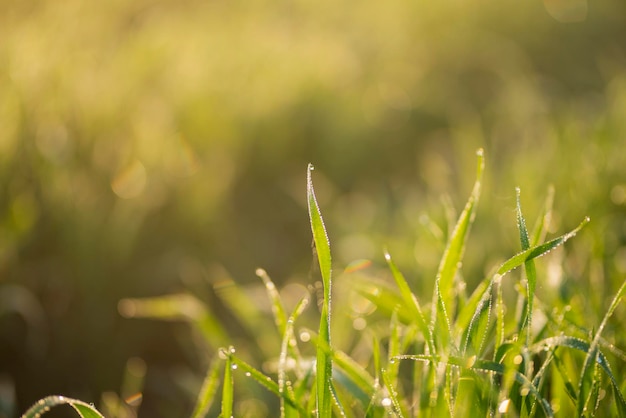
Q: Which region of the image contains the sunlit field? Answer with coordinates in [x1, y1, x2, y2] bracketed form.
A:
[2, 0, 626, 417]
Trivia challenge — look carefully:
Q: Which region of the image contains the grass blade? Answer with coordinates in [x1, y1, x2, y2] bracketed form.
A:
[220, 348, 234, 418]
[431, 149, 484, 346]
[496, 216, 590, 277]
[307, 163, 333, 418]
[515, 188, 536, 346]
[257, 268, 289, 336]
[21, 396, 104, 418]
[384, 250, 434, 354]
[394, 354, 554, 417]
[279, 295, 310, 417]
[190, 354, 223, 418]
[577, 278, 626, 417]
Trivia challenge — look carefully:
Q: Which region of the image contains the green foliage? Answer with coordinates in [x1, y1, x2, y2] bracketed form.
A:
[19, 153, 626, 417]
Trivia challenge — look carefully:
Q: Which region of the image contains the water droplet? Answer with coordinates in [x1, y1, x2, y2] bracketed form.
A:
[299, 331, 311, 342]
[309, 164, 315, 171]
[231, 364, 238, 370]
[513, 355, 523, 365]
[498, 399, 511, 413]
[381, 397, 392, 407]
[245, 372, 251, 377]
[229, 346, 236, 354]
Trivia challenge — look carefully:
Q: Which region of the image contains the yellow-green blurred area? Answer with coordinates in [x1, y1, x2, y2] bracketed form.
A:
[1, 0, 626, 416]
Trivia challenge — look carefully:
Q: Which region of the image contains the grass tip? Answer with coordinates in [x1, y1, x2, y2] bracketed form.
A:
[476, 148, 484, 157]
[255, 267, 267, 277]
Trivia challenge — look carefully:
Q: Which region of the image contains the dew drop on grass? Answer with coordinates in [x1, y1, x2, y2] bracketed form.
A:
[513, 355, 523, 365]
[381, 398, 392, 407]
[299, 331, 311, 342]
[229, 346, 236, 354]
[498, 399, 511, 413]
[231, 364, 238, 370]
[245, 372, 251, 377]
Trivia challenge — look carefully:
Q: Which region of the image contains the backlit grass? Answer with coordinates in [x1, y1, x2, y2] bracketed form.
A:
[21, 151, 626, 417]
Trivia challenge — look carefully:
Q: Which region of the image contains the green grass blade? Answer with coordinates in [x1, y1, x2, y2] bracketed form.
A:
[577, 278, 626, 417]
[516, 188, 537, 346]
[257, 268, 289, 336]
[394, 354, 554, 417]
[279, 295, 310, 417]
[190, 354, 223, 418]
[461, 281, 492, 356]
[496, 216, 590, 277]
[384, 250, 434, 354]
[431, 149, 484, 344]
[21, 396, 105, 418]
[307, 163, 333, 418]
[220, 348, 234, 418]
[531, 335, 626, 417]
[381, 368, 406, 418]
[225, 351, 312, 416]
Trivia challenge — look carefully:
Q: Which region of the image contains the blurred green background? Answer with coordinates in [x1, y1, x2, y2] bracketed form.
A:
[1, 0, 626, 416]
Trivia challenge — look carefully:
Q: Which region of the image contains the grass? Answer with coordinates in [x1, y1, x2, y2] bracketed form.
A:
[20, 150, 626, 417]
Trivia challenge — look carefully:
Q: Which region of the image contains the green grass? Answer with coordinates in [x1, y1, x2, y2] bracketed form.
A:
[21, 151, 626, 417]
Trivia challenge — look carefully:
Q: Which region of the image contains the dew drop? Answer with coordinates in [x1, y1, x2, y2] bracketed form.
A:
[513, 355, 523, 365]
[299, 331, 311, 342]
[245, 372, 251, 377]
[231, 364, 238, 370]
[381, 397, 392, 407]
[229, 346, 236, 354]
[498, 399, 511, 413]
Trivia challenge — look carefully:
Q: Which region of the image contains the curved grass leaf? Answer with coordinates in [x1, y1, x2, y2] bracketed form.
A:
[496, 216, 590, 277]
[307, 163, 333, 418]
[431, 149, 484, 343]
[21, 396, 104, 418]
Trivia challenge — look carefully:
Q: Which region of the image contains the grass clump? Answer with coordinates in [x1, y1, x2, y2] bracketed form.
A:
[21, 150, 626, 417]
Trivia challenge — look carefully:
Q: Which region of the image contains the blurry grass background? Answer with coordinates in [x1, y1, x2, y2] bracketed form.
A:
[1, 0, 626, 416]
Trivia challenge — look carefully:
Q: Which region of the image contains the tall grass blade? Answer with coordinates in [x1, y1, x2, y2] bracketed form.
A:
[577, 278, 626, 417]
[431, 149, 484, 345]
[384, 250, 434, 354]
[220, 348, 234, 418]
[190, 355, 222, 418]
[21, 396, 105, 418]
[307, 163, 333, 418]
[515, 188, 536, 346]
